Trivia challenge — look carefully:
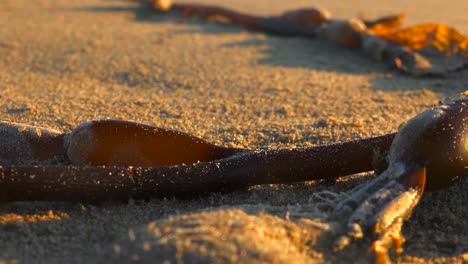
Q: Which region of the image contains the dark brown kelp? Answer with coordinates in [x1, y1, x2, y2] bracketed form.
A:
[139, 0, 468, 76]
[330, 94, 468, 263]
[0, 132, 395, 202]
[66, 120, 246, 167]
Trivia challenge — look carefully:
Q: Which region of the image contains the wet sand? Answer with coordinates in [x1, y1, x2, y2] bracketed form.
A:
[0, 0, 467, 263]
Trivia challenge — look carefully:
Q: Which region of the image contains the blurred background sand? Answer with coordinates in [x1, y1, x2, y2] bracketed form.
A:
[0, 0, 467, 263]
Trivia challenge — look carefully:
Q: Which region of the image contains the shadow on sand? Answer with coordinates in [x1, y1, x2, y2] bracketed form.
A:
[74, 4, 468, 95]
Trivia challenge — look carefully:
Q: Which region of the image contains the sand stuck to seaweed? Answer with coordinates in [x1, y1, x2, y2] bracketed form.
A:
[0, 0, 467, 263]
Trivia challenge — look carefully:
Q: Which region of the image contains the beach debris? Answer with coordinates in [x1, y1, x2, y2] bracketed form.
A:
[137, 0, 468, 76]
[317, 19, 366, 49]
[279, 8, 331, 26]
[0, 119, 394, 201]
[330, 93, 467, 263]
[66, 119, 244, 166]
[0, 93, 466, 262]
[143, 0, 172, 12]
[365, 20, 468, 75]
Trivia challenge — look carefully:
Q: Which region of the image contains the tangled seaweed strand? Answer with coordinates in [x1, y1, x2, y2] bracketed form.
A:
[140, 0, 468, 76]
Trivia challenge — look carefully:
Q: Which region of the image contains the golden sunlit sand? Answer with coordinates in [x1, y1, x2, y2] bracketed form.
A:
[0, 211, 69, 224]
[0, 0, 467, 263]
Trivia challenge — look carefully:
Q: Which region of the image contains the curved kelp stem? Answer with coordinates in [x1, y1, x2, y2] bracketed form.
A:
[143, 0, 468, 75]
[170, 4, 321, 37]
[0, 133, 395, 202]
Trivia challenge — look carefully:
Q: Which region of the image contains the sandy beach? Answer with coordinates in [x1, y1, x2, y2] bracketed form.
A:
[0, 0, 467, 263]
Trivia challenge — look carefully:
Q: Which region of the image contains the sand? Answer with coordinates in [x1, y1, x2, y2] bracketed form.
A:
[0, 0, 467, 263]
